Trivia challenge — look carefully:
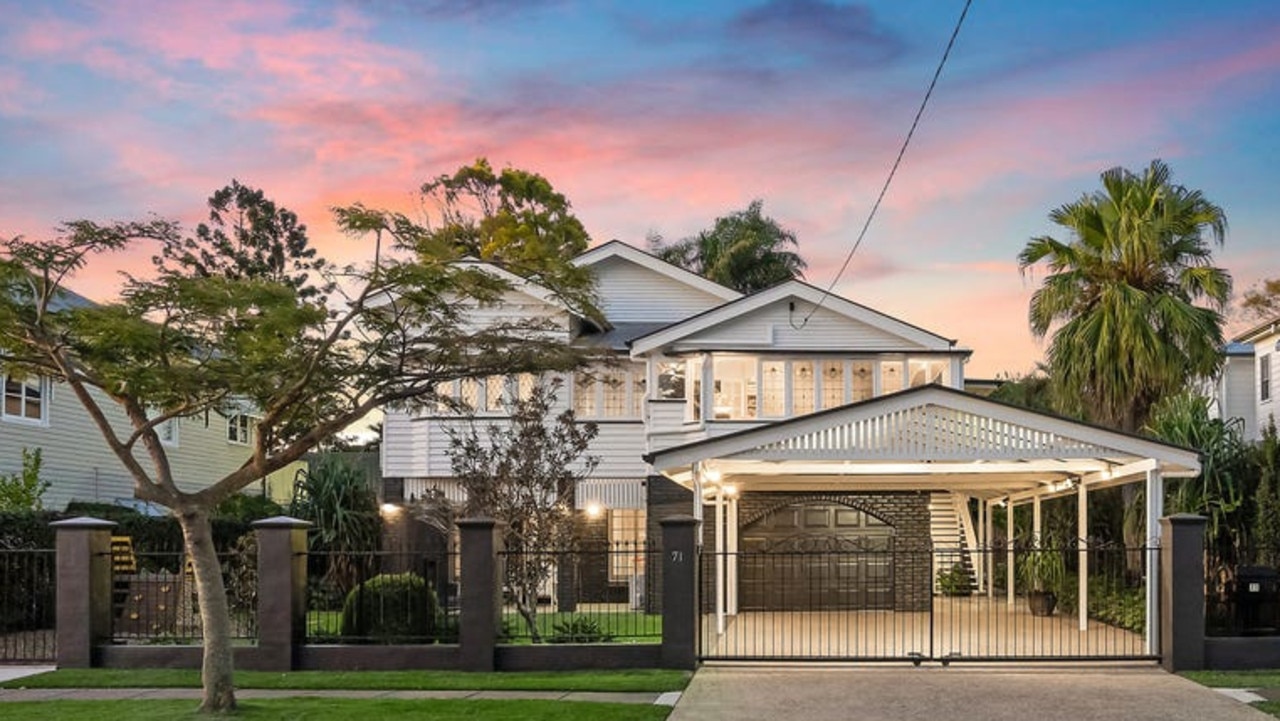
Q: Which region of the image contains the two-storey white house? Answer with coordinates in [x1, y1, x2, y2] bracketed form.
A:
[381, 240, 1200, 633]
[1221, 316, 1280, 441]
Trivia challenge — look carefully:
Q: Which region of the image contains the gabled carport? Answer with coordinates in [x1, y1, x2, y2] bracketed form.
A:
[644, 385, 1202, 658]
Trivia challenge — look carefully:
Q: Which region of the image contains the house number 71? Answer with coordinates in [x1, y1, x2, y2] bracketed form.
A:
[670, 551, 684, 563]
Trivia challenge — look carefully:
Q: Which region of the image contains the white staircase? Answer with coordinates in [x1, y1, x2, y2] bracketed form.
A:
[929, 492, 976, 593]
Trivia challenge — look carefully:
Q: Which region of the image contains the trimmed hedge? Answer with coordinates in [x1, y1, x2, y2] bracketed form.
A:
[2, 506, 254, 554]
[340, 572, 440, 643]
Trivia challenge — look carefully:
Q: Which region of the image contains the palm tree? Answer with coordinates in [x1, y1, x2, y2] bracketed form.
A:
[1018, 159, 1231, 434]
[650, 200, 806, 293]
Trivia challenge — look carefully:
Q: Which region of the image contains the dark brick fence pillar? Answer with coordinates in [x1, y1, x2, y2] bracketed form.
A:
[661, 515, 699, 670]
[1161, 514, 1206, 672]
[458, 518, 503, 672]
[51, 517, 117, 668]
[250, 516, 311, 671]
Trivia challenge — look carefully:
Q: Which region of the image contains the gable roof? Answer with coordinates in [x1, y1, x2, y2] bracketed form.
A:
[645, 384, 1201, 494]
[573, 240, 741, 303]
[628, 278, 961, 356]
[1235, 316, 1280, 344]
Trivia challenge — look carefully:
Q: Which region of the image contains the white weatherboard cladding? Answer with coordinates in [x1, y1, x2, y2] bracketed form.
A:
[733, 403, 1128, 462]
[670, 299, 934, 352]
[0, 382, 267, 510]
[403, 477, 645, 509]
[1217, 356, 1257, 440]
[575, 478, 646, 509]
[591, 256, 730, 322]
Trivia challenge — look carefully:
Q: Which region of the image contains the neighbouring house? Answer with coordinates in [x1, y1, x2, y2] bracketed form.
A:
[0, 286, 299, 511]
[1219, 316, 1280, 441]
[381, 239, 1200, 660]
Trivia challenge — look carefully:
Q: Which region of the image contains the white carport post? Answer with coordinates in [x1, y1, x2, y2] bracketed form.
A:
[727, 492, 739, 615]
[985, 500, 995, 598]
[1032, 495, 1042, 548]
[1145, 466, 1164, 656]
[692, 462, 705, 526]
[714, 484, 725, 635]
[1077, 478, 1088, 632]
[1006, 498, 1015, 605]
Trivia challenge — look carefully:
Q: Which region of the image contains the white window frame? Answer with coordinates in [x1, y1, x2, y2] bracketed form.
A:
[227, 413, 252, 445]
[1263, 353, 1273, 403]
[2, 375, 48, 426]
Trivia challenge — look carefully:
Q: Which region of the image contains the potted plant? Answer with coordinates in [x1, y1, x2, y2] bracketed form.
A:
[1018, 549, 1065, 616]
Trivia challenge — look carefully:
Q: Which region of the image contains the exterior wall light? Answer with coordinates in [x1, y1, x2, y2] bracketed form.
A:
[380, 503, 401, 516]
[585, 501, 605, 519]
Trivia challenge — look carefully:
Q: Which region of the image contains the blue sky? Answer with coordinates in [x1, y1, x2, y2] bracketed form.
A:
[2, 0, 1278, 375]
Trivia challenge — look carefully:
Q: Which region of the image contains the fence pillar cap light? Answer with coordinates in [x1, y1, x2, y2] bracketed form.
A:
[49, 516, 117, 529]
[250, 516, 313, 529]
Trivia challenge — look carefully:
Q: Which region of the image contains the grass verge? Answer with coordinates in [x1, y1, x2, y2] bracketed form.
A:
[0, 668, 690, 692]
[1181, 670, 1280, 688]
[0, 698, 672, 721]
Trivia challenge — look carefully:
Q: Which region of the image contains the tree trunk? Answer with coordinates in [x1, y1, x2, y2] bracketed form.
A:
[177, 506, 237, 713]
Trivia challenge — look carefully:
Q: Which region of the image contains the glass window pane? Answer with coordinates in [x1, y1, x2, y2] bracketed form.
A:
[459, 378, 479, 410]
[602, 368, 627, 417]
[909, 359, 949, 388]
[880, 360, 903, 395]
[761, 361, 785, 416]
[851, 361, 873, 402]
[792, 361, 815, 415]
[820, 361, 844, 409]
[574, 372, 596, 417]
[657, 361, 685, 399]
[712, 357, 757, 420]
[485, 376, 505, 412]
[632, 366, 646, 417]
[517, 373, 535, 402]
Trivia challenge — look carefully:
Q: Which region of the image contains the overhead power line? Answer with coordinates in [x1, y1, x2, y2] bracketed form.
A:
[798, 0, 973, 327]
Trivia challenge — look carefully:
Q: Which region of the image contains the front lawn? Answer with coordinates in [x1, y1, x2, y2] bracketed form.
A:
[0, 698, 671, 721]
[1182, 670, 1280, 688]
[0, 668, 689, 692]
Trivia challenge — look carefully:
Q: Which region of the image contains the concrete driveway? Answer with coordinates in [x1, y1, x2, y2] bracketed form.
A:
[669, 663, 1272, 721]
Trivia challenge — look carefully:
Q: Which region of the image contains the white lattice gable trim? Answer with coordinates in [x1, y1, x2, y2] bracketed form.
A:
[646, 385, 1201, 476]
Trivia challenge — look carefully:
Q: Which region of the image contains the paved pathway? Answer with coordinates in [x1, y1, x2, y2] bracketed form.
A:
[669, 663, 1273, 721]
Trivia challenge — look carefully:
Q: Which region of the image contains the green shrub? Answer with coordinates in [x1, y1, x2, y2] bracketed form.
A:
[223, 532, 258, 631]
[547, 615, 615, 644]
[340, 572, 438, 643]
[215, 493, 283, 523]
[0, 511, 58, 549]
[936, 563, 973, 596]
[0, 449, 49, 512]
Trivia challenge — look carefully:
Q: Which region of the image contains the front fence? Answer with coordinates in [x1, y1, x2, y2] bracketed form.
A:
[1205, 546, 1280, 637]
[700, 544, 1154, 662]
[111, 551, 257, 644]
[0, 549, 56, 662]
[305, 549, 459, 644]
[498, 542, 663, 644]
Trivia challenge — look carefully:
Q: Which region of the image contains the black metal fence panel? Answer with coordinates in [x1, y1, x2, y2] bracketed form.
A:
[1206, 546, 1280, 637]
[497, 542, 663, 644]
[111, 552, 257, 644]
[699, 544, 1154, 662]
[305, 549, 459, 644]
[0, 549, 56, 662]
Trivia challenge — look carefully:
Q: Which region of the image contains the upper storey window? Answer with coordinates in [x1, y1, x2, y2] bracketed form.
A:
[695, 354, 955, 421]
[574, 364, 645, 420]
[2, 375, 46, 424]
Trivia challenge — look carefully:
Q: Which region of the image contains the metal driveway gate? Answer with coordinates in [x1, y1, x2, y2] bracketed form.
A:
[699, 544, 1157, 663]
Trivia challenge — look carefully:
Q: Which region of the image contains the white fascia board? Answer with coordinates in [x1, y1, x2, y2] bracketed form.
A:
[628, 280, 957, 356]
[573, 240, 741, 302]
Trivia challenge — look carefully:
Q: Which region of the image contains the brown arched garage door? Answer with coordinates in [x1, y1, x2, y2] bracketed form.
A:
[739, 502, 895, 611]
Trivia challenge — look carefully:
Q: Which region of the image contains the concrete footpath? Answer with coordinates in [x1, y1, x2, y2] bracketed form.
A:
[668, 664, 1273, 721]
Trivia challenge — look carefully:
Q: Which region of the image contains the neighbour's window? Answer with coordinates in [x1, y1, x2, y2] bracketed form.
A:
[1263, 354, 1273, 402]
[227, 414, 252, 444]
[2, 375, 45, 424]
[157, 418, 179, 446]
